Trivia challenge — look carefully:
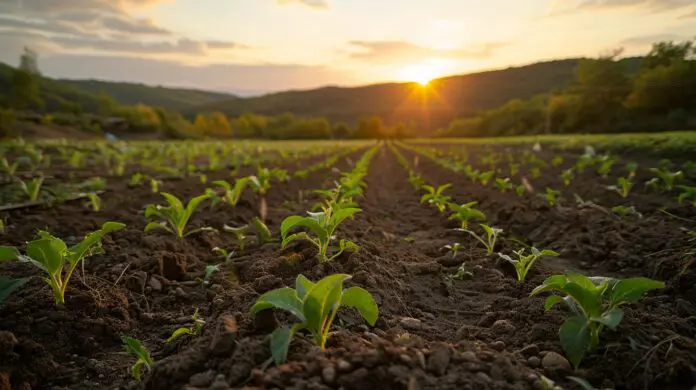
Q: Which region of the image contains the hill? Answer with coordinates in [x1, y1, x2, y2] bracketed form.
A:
[62, 79, 235, 111]
[0, 62, 234, 113]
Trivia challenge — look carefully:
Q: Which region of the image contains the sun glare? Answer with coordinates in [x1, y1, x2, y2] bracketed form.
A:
[400, 64, 441, 86]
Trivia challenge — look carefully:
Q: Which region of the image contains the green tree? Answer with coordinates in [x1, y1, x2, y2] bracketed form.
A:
[9, 68, 43, 110]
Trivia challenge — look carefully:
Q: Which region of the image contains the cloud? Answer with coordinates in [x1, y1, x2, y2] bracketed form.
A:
[347, 41, 506, 62]
[679, 8, 696, 17]
[275, 0, 329, 9]
[0, 0, 249, 58]
[621, 33, 688, 46]
[548, 0, 695, 15]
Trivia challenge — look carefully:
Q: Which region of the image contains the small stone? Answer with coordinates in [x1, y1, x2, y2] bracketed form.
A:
[189, 371, 216, 387]
[541, 351, 571, 371]
[175, 287, 186, 298]
[337, 360, 352, 373]
[321, 366, 336, 384]
[415, 351, 426, 369]
[399, 317, 424, 330]
[490, 364, 504, 381]
[0, 331, 18, 351]
[490, 341, 505, 351]
[148, 277, 163, 292]
[426, 346, 451, 376]
[524, 371, 538, 383]
[519, 344, 539, 356]
[399, 354, 412, 365]
[528, 356, 540, 368]
[474, 372, 492, 384]
[491, 320, 516, 335]
[208, 374, 229, 390]
[407, 376, 419, 390]
[459, 351, 477, 362]
[364, 332, 381, 342]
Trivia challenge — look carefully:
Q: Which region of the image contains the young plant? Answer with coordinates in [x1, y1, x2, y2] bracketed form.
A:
[281, 204, 361, 262]
[561, 169, 574, 187]
[167, 308, 205, 342]
[449, 262, 473, 280]
[544, 187, 561, 207]
[625, 162, 638, 178]
[201, 264, 220, 286]
[515, 185, 526, 197]
[149, 178, 162, 193]
[85, 192, 101, 212]
[222, 224, 250, 251]
[212, 177, 250, 207]
[0, 222, 125, 304]
[677, 185, 696, 206]
[144, 192, 213, 239]
[251, 217, 273, 245]
[458, 224, 502, 255]
[0, 157, 19, 176]
[494, 177, 513, 193]
[498, 247, 559, 281]
[251, 274, 378, 364]
[0, 276, 30, 306]
[530, 272, 664, 368]
[551, 155, 564, 167]
[478, 170, 495, 185]
[448, 201, 487, 229]
[611, 205, 643, 218]
[19, 176, 43, 201]
[648, 168, 682, 192]
[607, 177, 633, 198]
[530, 167, 541, 179]
[420, 184, 452, 213]
[442, 242, 462, 259]
[597, 155, 615, 178]
[122, 336, 154, 380]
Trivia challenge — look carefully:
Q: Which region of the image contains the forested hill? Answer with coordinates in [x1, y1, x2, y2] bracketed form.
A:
[186, 59, 641, 129]
[0, 62, 235, 112]
[62, 79, 236, 111]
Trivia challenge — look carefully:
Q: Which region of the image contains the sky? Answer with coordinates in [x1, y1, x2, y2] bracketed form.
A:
[0, 0, 694, 94]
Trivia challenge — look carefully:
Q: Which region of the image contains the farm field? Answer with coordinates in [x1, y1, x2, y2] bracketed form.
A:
[1, 135, 695, 390]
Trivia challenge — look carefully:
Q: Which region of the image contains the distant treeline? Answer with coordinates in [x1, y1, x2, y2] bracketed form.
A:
[440, 40, 696, 137]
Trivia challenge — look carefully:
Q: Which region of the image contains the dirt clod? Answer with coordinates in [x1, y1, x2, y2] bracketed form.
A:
[541, 351, 571, 372]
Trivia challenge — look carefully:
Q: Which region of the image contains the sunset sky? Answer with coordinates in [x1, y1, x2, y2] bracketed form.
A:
[0, 0, 694, 94]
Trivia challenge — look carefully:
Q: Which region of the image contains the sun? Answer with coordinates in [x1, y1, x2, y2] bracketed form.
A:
[399, 64, 441, 86]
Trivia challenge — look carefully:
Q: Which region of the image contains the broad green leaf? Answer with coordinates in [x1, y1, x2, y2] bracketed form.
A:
[184, 193, 211, 223]
[567, 376, 596, 390]
[160, 192, 184, 214]
[144, 221, 166, 233]
[0, 276, 29, 305]
[101, 221, 126, 234]
[252, 218, 272, 244]
[0, 246, 19, 261]
[281, 232, 313, 248]
[295, 274, 315, 300]
[341, 286, 378, 326]
[609, 278, 664, 304]
[592, 308, 623, 330]
[250, 287, 305, 322]
[331, 208, 362, 229]
[213, 180, 231, 191]
[564, 282, 600, 318]
[70, 222, 125, 264]
[281, 216, 327, 244]
[303, 274, 351, 334]
[567, 272, 600, 292]
[27, 238, 65, 276]
[544, 295, 565, 311]
[530, 274, 568, 296]
[559, 316, 590, 369]
[339, 239, 360, 252]
[270, 323, 305, 364]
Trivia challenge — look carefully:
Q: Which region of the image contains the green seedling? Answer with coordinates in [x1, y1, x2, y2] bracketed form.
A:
[222, 224, 250, 251]
[149, 178, 162, 193]
[530, 272, 664, 368]
[0, 276, 30, 306]
[271, 168, 290, 183]
[625, 162, 638, 178]
[677, 186, 696, 206]
[294, 169, 309, 179]
[450, 262, 473, 280]
[420, 184, 453, 213]
[200, 262, 221, 287]
[144, 192, 213, 239]
[448, 201, 487, 229]
[0, 219, 4, 235]
[457, 224, 502, 255]
[530, 167, 541, 179]
[508, 163, 520, 176]
[551, 156, 564, 167]
[478, 170, 495, 185]
[212, 177, 250, 207]
[85, 192, 101, 212]
[1, 157, 19, 176]
[561, 169, 574, 187]
[281, 204, 361, 263]
[607, 177, 633, 198]
[648, 168, 682, 191]
[597, 155, 615, 178]
[611, 205, 643, 218]
[19, 176, 43, 201]
[167, 308, 205, 342]
[442, 242, 462, 259]
[498, 247, 559, 281]
[0, 222, 125, 304]
[122, 336, 154, 381]
[251, 274, 378, 364]
[79, 177, 107, 192]
[544, 188, 561, 207]
[515, 185, 526, 197]
[494, 177, 513, 193]
[251, 217, 273, 245]
[212, 247, 234, 261]
[249, 168, 273, 196]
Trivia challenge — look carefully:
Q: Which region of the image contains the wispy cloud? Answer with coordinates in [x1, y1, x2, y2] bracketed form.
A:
[621, 33, 687, 45]
[548, 0, 694, 16]
[347, 41, 507, 63]
[275, 0, 329, 9]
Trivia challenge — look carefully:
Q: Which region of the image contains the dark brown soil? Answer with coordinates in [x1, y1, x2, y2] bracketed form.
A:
[1, 142, 694, 390]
